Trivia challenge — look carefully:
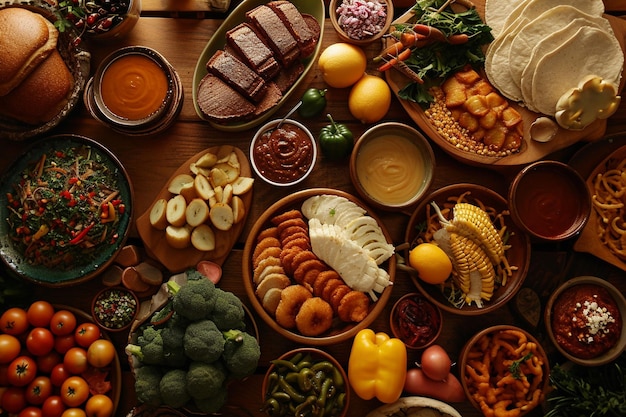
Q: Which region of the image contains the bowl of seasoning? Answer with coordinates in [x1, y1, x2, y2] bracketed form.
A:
[92, 286, 139, 332]
[508, 160, 591, 242]
[250, 118, 317, 187]
[261, 348, 349, 417]
[84, 46, 183, 136]
[329, 0, 393, 46]
[390, 292, 442, 350]
[350, 122, 435, 211]
[545, 276, 626, 366]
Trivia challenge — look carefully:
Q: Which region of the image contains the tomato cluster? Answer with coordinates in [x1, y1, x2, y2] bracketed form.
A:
[0, 301, 116, 417]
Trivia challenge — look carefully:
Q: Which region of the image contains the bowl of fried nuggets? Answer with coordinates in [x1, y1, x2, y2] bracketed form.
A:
[242, 188, 396, 345]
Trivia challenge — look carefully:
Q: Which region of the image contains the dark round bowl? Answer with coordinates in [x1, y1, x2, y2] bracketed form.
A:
[509, 160, 591, 242]
[92, 286, 140, 333]
[389, 292, 442, 350]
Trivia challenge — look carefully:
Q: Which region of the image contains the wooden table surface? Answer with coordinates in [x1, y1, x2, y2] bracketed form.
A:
[1, 1, 626, 416]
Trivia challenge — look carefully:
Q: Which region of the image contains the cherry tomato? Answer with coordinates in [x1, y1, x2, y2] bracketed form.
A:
[50, 364, 70, 387]
[2, 386, 27, 414]
[0, 333, 22, 364]
[8, 355, 38, 387]
[0, 365, 10, 386]
[60, 376, 89, 407]
[86, 340, 115, 368]
[27, 301, 55, 328]
[42, 395, 66, 417]
[420, 344, 452, 381]
[73, 324, 101, 348]
[61, 408, 86, 417]
[25, 376, 52, 405]
[36, 351, 62, 374]
[27, 328, 55, 357]
[50, 311, 76, 337]
[1, 307, 29, 336]
[84, 394, 113, 417]
[19, 406, 43, 417]
[63, 348, 88, 375]
[54, 334, 76, 355]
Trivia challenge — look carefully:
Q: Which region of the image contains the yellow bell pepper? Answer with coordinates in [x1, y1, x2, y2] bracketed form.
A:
[347, 328, 407, 403]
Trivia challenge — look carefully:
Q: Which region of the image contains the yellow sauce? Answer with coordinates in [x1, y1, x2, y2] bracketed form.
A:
[356, 135, 426, 205]
[101, 55, 169, 120]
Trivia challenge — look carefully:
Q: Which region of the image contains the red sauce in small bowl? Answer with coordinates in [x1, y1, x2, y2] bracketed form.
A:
[390, 293, 441, 349]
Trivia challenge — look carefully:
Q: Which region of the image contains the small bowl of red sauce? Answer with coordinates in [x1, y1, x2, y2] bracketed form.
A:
[390, 292, 442, 350]
[250, 119, 317, 187]
[508, 160, 591, 242]
[545, 276, 626, 366]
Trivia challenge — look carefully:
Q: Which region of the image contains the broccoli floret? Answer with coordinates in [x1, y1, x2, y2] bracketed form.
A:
[186, 361, 227, 400]
[221, 329, 261, 379]
[168, 277, 217, 321]
[192, 389, 227, 414]
[211, 289, 245, 331]
[133, 365, 162, 407]
[183, 319, 225, 363]
[127, 326, 164, 365]
[162, 323, 188, 368]
[159, 368, 191, 408]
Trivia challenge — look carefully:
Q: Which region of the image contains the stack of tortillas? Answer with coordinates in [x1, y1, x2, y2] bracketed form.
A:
[483, 0, 623, 116]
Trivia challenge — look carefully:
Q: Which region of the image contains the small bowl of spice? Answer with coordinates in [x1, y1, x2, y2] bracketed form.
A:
[329, 0, 393, 46]
[92, 286, 139, 333]
[250, 118, 317, 187]
[390, 292, 442, 350]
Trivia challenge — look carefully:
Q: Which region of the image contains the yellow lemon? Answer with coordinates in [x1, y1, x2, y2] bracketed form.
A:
[408, 243, 453, 285]
[318, 43, 367, 88]
[348, 74, 391, 124]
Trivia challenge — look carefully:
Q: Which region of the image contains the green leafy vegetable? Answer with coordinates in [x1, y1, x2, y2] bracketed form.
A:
[509, 352, 533, 379]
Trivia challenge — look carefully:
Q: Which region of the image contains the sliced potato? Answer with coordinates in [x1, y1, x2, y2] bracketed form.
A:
[216, 145, 234, 162]
[213, 185, 223, 206]
[227, 151, 241, 170]
[232, 195, 246, 224]
[221, 183, 233, 205]
[165, 224, 192, 249]
[210, 202, 234, 231]
[179, 181, 198, 203]
[231, 176, 254, 195]
[166, 195, 187, 227]
[191, 224, 216, 251]
[215, 162, 240, 184]
[210, 167, 230, 188]
[195, 152, 218, 168]
[190, 163, 212, 178]
[167, 173, 194, 195]
[185, 198, 211, 227]
[194, 174, 214, 201]
[149, 198, 168, 230]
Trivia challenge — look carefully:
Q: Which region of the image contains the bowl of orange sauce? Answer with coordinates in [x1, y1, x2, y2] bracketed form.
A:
[349, 122, 435, 211]
[84, 46, 183, 135]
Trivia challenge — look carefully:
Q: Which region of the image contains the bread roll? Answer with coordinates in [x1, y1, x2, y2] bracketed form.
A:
[0, 49, 73, 125]
[0, 7, 59, 96]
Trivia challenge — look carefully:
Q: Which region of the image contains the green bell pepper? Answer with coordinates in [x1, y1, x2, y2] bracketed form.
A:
[319, 114, 353, 161]
[298, 88, 327, 118]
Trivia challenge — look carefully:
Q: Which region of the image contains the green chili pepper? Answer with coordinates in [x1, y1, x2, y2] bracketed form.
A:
[319, 114, 353, 161]
[298, 88, 327, 118]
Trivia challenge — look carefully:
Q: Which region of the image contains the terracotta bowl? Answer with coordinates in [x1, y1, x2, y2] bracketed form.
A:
[404, 183, 531, 315]
[459, 325, 550, 417]
[329, 0, 393, 46]
[261, 348, 349, 417]
[545, 276, 626, 366]
[92, 286, 139, 333]
[389, 292, 442, 350]
[349, 122, 435, 212]
[509, 160, 591, 242]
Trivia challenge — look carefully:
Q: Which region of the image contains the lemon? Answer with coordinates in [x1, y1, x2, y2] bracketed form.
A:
[408, 243, 453, 285]
[318, 43, 367, 88]
[348, 74, 391, 124]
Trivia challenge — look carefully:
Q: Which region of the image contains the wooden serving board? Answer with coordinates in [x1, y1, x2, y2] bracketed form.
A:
[136, 146, 253, 273]
[385, 0, 626, 168]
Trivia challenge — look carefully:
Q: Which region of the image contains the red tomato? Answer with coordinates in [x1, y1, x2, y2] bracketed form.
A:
[73, 324, 100, 348]
[27, 328, 55, 357]
[42, 395, 66, 417]
[27, 301, 55, 328]
[84, 394, 113, 417]
[0, 365, 10, 386]
[63, 348, 88, 375]
[25, 376, 52, 405]
[82, 368, 111, 396]
[0, 333, 22, 364]
[60, 376, 89, 407]
[86, 340, 115, 368]
[61, 409, 86, 417]
[2, 386, 27, 414]
[8, 356, 38, 387]
[36, 351, 62, 374]
[49, 311, 76, 337]
[54, 335, 76, 355]
[50, 364, 70, 387]
[0, 307, 29, 336]
[19, 406, 43, 417]
[420, 344, 452, 381]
